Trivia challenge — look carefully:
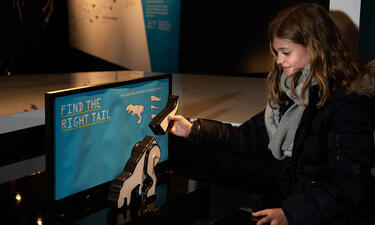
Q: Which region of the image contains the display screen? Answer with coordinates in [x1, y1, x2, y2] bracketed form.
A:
[46, 74, 170, 201]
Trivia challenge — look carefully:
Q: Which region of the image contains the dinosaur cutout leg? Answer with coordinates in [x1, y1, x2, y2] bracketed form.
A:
[142, 141, 161, 198]
[107, 136, 161, 209]
[116, 153, 145, 208]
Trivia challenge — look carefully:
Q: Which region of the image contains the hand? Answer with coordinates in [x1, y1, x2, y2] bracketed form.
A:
[252, 208, 288, 225]
[167, 115, 193, 138]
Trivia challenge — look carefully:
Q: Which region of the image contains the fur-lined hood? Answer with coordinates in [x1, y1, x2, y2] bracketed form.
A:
[349, 60, 375, 97]
[350, 73, 375, 96]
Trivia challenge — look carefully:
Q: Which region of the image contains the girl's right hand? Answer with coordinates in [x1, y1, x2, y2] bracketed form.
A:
[167, 115, 192, 138]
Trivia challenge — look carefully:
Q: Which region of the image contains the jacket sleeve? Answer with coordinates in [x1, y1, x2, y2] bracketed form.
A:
[190, 110, 270, 155]
[281, 97, 375, 225]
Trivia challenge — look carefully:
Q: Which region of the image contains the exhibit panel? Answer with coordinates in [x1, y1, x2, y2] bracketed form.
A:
[68, 0, 181, 72]
[45, 75, 171, 203]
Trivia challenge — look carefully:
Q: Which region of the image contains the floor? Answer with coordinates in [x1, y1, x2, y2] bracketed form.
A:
[174, 74, 266, 124]
[0, 71, 267, 134]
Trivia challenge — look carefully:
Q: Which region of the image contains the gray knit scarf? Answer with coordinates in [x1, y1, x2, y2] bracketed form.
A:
[265, 65, 312, 160]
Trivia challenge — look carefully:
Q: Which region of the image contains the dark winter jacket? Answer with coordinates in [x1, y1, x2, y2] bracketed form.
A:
[190, 86, 375, 225]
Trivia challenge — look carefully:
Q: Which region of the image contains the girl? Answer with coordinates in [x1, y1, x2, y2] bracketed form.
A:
[168, 3, 375, 225]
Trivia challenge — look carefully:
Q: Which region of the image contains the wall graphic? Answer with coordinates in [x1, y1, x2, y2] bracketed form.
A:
[68, 0, 181, 72]
[141, 0, 181, 72]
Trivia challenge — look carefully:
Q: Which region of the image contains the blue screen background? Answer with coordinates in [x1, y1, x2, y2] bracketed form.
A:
[54, 78, 169, 200]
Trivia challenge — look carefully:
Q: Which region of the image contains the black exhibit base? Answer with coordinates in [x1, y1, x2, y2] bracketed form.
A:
[1, 168, 279, 225]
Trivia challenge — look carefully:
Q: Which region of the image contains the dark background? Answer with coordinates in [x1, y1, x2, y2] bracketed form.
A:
[0, 0, 332, 76]
[179, 0, 329, 75]
[0, 0, 125, 75]
[359, 0, 375, 62]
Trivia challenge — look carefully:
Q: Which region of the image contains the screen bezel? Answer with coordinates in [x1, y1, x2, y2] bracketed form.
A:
[45, 73, 172, 212]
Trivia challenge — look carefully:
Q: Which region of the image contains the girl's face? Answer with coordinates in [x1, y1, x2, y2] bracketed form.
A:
[273, 37, 311, 76]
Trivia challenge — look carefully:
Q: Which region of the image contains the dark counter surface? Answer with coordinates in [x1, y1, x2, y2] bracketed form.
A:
[1, 166, 278, 225]
[1, 169, 205, 225]
[1, 128, 282, 225]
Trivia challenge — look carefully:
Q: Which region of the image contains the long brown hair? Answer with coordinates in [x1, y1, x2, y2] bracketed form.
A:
[267, 3, 361, 107]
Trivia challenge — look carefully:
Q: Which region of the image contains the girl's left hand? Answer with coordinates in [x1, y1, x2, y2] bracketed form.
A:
[252, 208, 288, 225]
